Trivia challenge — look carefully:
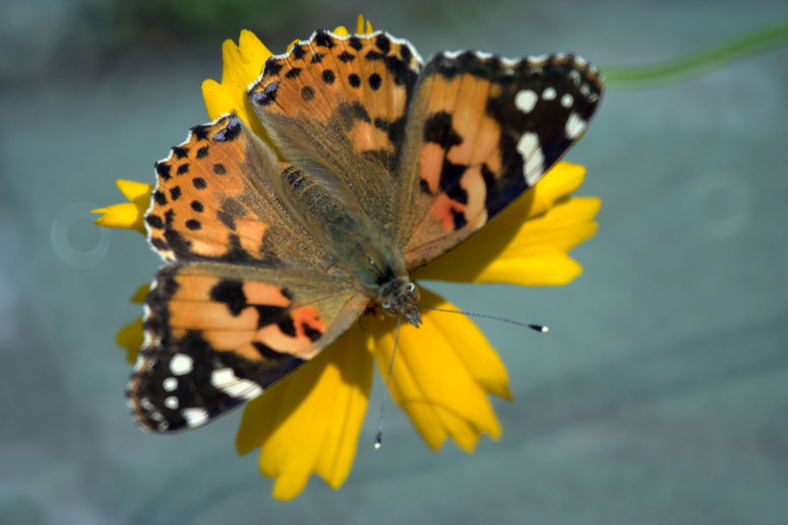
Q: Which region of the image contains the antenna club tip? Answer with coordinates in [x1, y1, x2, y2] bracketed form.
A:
[528, 324, 549, 333]
[374, 442, 381, 450]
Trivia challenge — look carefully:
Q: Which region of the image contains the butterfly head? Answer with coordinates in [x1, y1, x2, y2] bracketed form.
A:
[378, 277, 422, 328]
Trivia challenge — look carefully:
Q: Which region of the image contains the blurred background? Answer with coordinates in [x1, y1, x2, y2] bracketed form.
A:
[1, 1, 787, 524]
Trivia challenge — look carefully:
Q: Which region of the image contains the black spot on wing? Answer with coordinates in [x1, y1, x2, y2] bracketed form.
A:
[348, 36, 362, 51]
[423, 111, 462, 147]
[172, 146, 189, 159]
[254, 305, 289, 329]
[302, 323, 322, 342]
[190, 124, 210, 141]
[146, 214, 164, 229]
[375, 34, 390, 54]
[277, 316, 296, 337]
[263, 57, 283, 77]
[210, 279, 247, 316]
[155, 162, 171, 181]
[368, 73, 382, 90]
[186, 219, 202, 231]
[291, 44, 306, 60]
[314, 31, 335, 48]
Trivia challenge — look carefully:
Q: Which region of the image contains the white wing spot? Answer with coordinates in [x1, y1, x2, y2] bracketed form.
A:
[516, 132, 545, 186]
[163, 377, 178, 392]
[211, 367, 264, 400]
[164, 396, 179, 409]
[140, 398, 154, 410]
[561, 93, 574, 108]
[515, 89, 539, 113]
[565, 112, 587, 139]
[542, 87, 557, 100]
[580, 84, 591, 97]
[181, 407, 209, 427]
[169, 353, 193, 376]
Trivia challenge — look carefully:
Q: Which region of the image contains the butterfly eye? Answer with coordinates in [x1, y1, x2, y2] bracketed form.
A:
[367, 256, 377, 267]
[381, 301, 392, 310]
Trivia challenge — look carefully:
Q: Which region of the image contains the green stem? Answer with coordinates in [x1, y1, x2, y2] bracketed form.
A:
[600, 19, 788, 88]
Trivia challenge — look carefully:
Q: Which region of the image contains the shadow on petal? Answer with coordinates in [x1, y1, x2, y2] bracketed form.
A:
[236, 327, 374, 500]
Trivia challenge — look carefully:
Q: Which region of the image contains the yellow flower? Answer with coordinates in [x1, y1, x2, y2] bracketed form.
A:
[92, 15, 600, 501]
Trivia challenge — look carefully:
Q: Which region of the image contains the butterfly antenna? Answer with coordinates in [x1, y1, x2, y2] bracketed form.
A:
[374, 313, 402, 449]
[417, 304, 548, 333]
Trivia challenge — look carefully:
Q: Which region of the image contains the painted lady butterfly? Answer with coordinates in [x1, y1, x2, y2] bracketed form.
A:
[129, 30, 603, 432]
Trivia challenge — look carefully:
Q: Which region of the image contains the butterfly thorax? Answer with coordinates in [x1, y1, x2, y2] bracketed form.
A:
[276, 164, 421, 326]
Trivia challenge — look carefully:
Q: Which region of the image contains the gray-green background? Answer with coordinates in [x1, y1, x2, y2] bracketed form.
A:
[2, 1, 787, 524]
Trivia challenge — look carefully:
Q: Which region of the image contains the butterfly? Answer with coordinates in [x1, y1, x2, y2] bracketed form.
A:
[128, 30, 603, 432]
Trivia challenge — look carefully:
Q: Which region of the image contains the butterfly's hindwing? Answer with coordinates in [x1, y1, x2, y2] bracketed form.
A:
[397, 51, 603, 267]
[129, 261, 368, 432]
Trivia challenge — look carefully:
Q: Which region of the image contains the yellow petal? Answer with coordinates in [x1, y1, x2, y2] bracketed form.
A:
[474, 162, 588, 241]
[333, 26, 349, 37]
[130, 283, 150, 304]
[418, 196, 600, 285]
[116, 316, 143, 364]
[202, 30, 272, 140]
[368, 288, 507, 452]
[92, 180, 152, 234]
[236, 327, 374, 501]
[117, 179, 155, 202]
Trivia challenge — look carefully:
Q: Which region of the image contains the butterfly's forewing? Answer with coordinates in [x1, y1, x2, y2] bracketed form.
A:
[133, 114, 369, 432]
[396, 52, 603, 268]
[129, 261, 368, 432]
[146, 114, 333, 270]
[247, 30, 423, 231]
